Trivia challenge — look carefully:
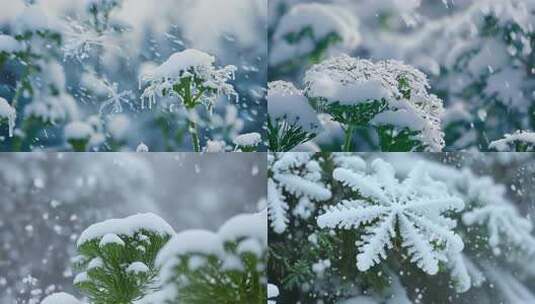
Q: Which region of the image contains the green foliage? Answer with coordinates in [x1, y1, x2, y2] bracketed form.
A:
[74, 230, 171, 304]
[267, 116, 316, 152]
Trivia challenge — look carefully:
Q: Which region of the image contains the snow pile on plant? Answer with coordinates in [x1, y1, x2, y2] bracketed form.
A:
[139, 211, 267, 303]
[489, 131, 535, 152]
[270, 3, 360, 67]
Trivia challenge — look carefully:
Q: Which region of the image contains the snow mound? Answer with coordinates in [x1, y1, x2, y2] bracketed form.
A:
[126, 261, 150, 274]
[233, 132, 261, 147]
[268, 81, 319, 132]
[148, 49, 215, 80]
[99, 233, 125, 247]
[218, 211, 267, 244]
[77, 213, 175, 247]
[64, 121, 93, 140]
[156, 230, 224, 265]
[41, 292, 82, 304]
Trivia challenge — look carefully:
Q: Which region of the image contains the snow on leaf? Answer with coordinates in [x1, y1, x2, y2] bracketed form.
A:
[317, 158, 464, 274]
[268, 153, 332, 233]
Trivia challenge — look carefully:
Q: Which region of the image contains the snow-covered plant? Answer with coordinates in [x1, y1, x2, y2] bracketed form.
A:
[233, 132, 262, 152]
[267, 81, 319, 151]
[305, 55, 445, 151]
[74, 213, 175, 304]
[269, 152, 535, 303]
[269, 3, 360, 77]
[318, 158, 465, 275]
[268, 153, 332, 234]
[139, 211, 267, 303]
[383, 0, 535, 150]
[489, 130, 535, 152]
[140, 49, 238, 152]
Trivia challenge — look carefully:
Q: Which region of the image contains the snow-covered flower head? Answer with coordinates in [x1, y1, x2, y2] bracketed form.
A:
[268, 80, 319, 132]
[140, 49, 238, 112]
[304, 55, 445, 151]
[270, 3, 360, 67]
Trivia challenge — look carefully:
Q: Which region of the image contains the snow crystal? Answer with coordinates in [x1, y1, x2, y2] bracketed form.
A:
[318, 159, 465, 274]
[64, 121, 93, 140]
[77, 213, 175, 247]
[126, 261, 150, 274]
[98, 233, 125, 248]
[268, 81, 319, 132]
[0, 97, 16, 137]
[233, 132, 261, 147]
[0, 35, 22, 53]
[41, 292, 81, 304]
[270, 3, 360, 66]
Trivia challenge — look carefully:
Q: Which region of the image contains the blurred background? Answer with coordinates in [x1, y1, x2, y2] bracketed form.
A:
[0, 0, 266, 151]
[0, 152, 267, 303]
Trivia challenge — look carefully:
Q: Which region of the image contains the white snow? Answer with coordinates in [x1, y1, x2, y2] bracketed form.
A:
[64, 121, 93, 140]
[489, 131, 535, 151]
[148, 49, 215, 80]
[136, 142, 149, 152]
[107, 115, 130, 140]
[126, 261, 150, 274]
[87, 257, 103, 270]
[156, 230, 224, 262]
[77, 213, 175, 247]
[0, 97, 16, 137]
[268, 81, 319, 132]
[218, 211, 267, 244]
[318, 159, 465, 274]
[41, 292, 82, 304]
[0, 35, 22, 53]
[233, 132, 261, 147]
[268, 283, 279, 304]
[73, 272, 89, 285]
[98, 233, 125, 248]
[204, 140, 226, 152]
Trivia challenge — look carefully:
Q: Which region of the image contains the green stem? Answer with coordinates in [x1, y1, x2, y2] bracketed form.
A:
[188, 119, 200, 152]
[343, 125, 354, 152]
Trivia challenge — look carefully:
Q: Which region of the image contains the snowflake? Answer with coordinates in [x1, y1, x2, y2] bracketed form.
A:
[268, 153, 332, 234]
[317, 158, 464, 274]
[62, 18, 118, 61]
[97, 78, 133, 116]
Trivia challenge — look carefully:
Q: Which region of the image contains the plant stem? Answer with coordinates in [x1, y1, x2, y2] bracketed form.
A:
[343, 125, 354, 152]
[188, 119, 200, 152]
